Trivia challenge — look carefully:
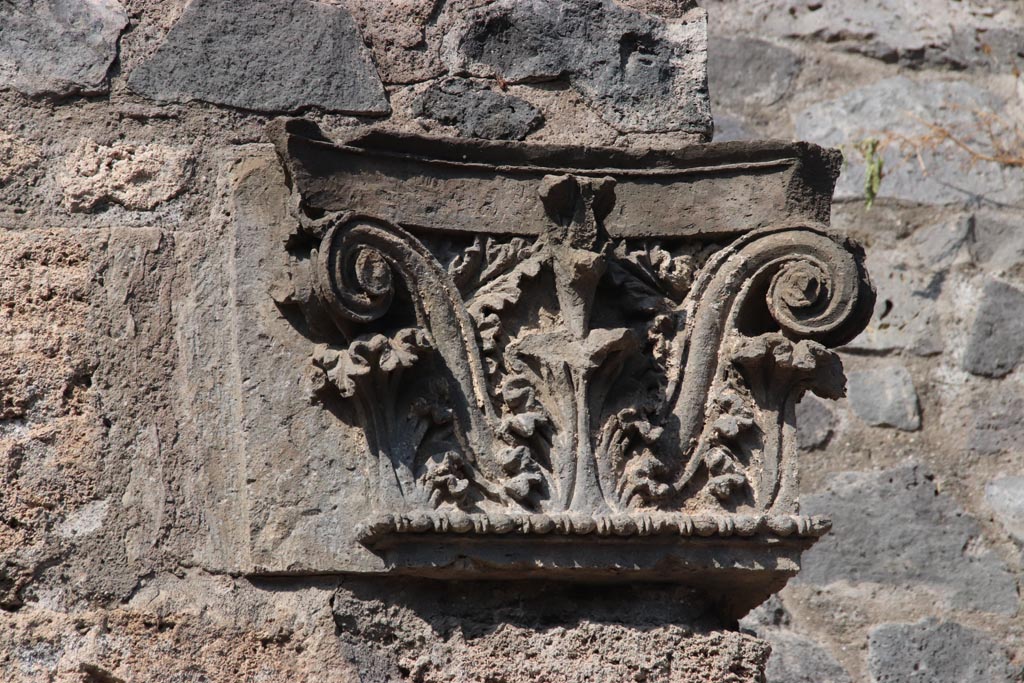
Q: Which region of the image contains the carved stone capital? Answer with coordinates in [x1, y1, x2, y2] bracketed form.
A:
[266, 118, 874, 616]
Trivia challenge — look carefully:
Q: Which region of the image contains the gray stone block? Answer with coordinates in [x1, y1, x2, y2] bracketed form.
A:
[741, 598, 851, 683]
[868, 619, 1016, 683]
[798, 463, 1019, 615]
[713, 113, 753, 142]
[128, 0, 388, 115]
[985, 476, 1024, 545]
[763, 630, 852, 683]
[709, 36, 802, 110]
[907, 215, 973, 271]
[795, 77, 1024, 206]
[703, 0, 1024, 70]
[969, 390, 1024, 455]
[841, 245, 944, 357]
[846, 363, 921, 431]
[796, 394, 836, 451]
[412, 78, 544, 141]
[447, 0, 710, 136]
[0, 0, 127, 97]
[963, 278, 1024, 378]
[969, 210, 1024, 271]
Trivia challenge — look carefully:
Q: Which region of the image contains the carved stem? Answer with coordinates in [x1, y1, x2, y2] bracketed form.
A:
[318, 218, 501, 475]
[661, 225, 874, 493]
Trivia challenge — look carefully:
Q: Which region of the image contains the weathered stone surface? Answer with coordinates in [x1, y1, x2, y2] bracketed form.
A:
[0, 231, 104, 609]
[846, 363, 921, 431]
[446, 0, 711, 136]
[798, 463, 1018, 614]
[763, 630, 853, 683]
[796, 394, 836, 450]
[412, 78, 544, 140]
[986, 476, 1024, 538]
[331, 581, 770, 683]
[0, 0, 127, 97]
[907, 214, 973, 270]
[0, 226, 175, 612]
[0, 574, 771, 683]
[59, 140, 193, 212]
[713, 113, 753, 142]
[0, 129, 41, 185]
[128, 0, 389, 115]
[703, 0, 1024, 70]
[868, 619, 1016, 683]
[969, 390, 1024, 455]
[741, 598, 852, 683]
[271, 119, 843, 240]
[842, 248, 943, 357]
[969, 210, 1024, 271]
[947, 24, 1024, 70]
[709, 36, 802, 110]
[962, 278, 1024, 378]
[796, 77, 1024, 205]
[617, 0, 700, 16]
[985, 476, 1024, 545]
[345, 0, 445, 84]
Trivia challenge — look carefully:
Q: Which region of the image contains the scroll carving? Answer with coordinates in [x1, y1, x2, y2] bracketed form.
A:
[276, 174, 872, 550]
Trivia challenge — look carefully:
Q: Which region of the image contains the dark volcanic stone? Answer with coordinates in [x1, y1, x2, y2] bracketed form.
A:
[451, 0, 710, 135]
[413, 79, 544, 141]
[868, 619, 1016, 683]
[798, 463, 1018, 615]
[962, 278, 1024, 378]
[0, 0, 127, 97]
[128, 0, 388, 115]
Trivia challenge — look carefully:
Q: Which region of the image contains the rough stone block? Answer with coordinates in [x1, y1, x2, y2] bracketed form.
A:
[796, 77, 1024, 206]
[985, 476, 1024, 545]
[344, 0, 445, 84]
[969, 390, 1024, 455]
[59, 140, 194, 212]
[868, 619, 1016, 683]
[796, 394, 836, 451]
[0, 0, 127, 97]
[983, 479, 1024, 548]
[798, 463, 1018, 615]
[962, 278, 1024, 378]
[969, 210, 1024, 271]
[445, 0, 711, 136]
[329, 580, 769, 683]
[703, 0, 1024, 70]
[846, 363, 921, 431]
[412, 78, 544, 140]
[841, 249, 943, 357]
[762, 630, 852, 683]
[0, 130, 41, 186]
[128, 0, 389, 115]
[708, 36, 802, 110]
[906, 214, 973, 270]
[740, 597, 852, 683]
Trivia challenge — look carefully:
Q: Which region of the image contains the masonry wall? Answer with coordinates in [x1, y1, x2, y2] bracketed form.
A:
[1, 1, 1023, 682]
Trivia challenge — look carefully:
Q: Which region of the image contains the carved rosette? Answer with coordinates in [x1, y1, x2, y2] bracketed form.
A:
[268, 121, 874, 587]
